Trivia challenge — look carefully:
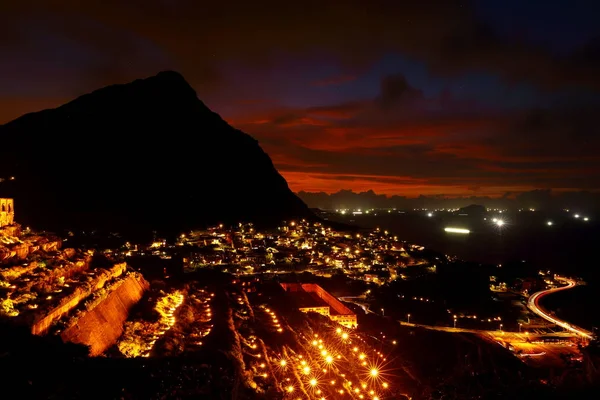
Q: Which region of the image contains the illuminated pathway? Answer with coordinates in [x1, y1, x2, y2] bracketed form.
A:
[142, 290, 185, 357]
[527, 277, 594, 340]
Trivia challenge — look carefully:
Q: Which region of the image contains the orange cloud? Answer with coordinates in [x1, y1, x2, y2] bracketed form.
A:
[280, 171, 538, 197]
[306, 102, 364, 119]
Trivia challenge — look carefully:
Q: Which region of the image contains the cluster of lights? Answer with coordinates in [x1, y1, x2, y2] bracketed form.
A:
[573, 214, 590, 222]
[262, 306, 284, 333]
[307, 329, 390, 398]
[192, 290, 214, 346]
[491, 218, 505, 227]
[260, 327, 394, 399]
[410, 296, 432, 303]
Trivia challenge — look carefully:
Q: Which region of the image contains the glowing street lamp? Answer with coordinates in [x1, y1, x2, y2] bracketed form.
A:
[453, 315, 457, 328]
[407, 313, 411, 324]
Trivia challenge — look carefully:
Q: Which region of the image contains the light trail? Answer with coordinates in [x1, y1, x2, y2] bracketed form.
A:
[527, 277, 594, 340]
[444, 227, 470, 234]
[519, 352, 546, 357]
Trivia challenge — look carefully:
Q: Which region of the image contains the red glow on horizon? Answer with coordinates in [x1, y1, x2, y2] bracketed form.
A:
[279, 171, 541, 197]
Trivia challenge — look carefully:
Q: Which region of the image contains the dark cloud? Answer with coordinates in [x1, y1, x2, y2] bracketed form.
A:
[2, 0, 600, 96]
[311, 74, 357, 87]
[376, 74, 423, 109]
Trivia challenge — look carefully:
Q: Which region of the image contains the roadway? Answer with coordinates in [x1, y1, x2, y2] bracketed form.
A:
[340, 295, 581, 339]
[338, 296, 373, 314]
[527, 277, 594, 340]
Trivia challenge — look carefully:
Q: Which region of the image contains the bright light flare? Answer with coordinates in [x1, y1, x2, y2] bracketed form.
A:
[444, 227, 470, 234]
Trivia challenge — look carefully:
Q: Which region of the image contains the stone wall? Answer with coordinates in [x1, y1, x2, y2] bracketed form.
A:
[61, 273, 149, 356]
[0, 235, 62, 262]
[0, 224, 19, 237]
[31, 262, 127, 335]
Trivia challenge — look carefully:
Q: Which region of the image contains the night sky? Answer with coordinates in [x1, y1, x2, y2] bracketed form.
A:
[2, 0, 599, 197]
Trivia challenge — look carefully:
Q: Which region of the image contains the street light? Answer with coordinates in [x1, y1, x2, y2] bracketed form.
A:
[519, 323, 522, 333]
[453, 315, 457, 328]
[381, 308, 385, 316]
[499, 323, 503, 332]
[407, 314, 411, 324]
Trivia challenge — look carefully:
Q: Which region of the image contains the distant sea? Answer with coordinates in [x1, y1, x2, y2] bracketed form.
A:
[328, 210, 600, 330]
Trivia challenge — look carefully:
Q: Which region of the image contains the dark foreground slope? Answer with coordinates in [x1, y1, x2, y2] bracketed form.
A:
[0, 71, 310, 235]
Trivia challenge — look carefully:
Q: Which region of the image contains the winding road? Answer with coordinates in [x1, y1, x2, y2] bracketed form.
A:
[527, 277, 594, 340]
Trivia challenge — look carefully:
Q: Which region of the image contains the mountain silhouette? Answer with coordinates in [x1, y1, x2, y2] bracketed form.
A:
[0, 71, 311, 236]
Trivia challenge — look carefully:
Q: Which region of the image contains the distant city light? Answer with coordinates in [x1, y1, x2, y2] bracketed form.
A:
[495, 219, 505, 226]
[584, 217, 589, 221]
[547, 221, 553, 226]
[444, 227, 470, 234]
[427, 212, 433, 217]
[574, 214, 580, 218]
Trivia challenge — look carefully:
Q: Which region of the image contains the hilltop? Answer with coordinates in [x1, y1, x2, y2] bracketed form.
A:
[0, 71, 311, 236]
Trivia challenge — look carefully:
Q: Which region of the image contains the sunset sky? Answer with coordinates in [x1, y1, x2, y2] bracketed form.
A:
[2, 0, 599, 197]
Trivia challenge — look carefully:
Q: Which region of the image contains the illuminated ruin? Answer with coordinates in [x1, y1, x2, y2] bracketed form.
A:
[280, 283, 357, 328]
[0, 198, 14, 228]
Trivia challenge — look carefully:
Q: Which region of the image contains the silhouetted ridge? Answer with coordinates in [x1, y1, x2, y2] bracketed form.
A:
[0, 71, 311, 235]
